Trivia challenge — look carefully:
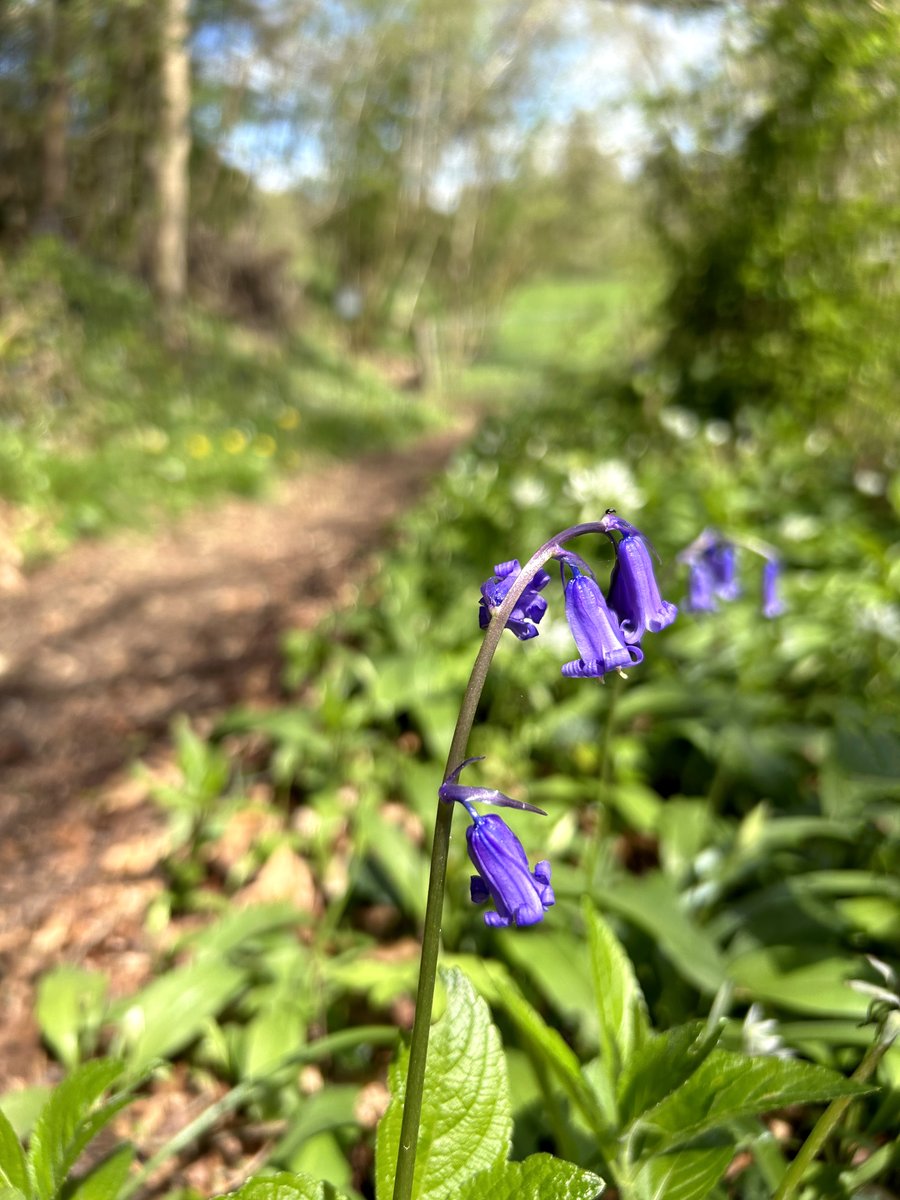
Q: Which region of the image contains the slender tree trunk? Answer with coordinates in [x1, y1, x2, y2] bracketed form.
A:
[36, 0, 70, 234]
[153, 0, 191, 305]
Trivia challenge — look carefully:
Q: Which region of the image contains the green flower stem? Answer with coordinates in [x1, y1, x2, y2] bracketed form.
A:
[392, 521, 608, 1200]
[772, 1033, 892, 1200]
[121, 1026, 397, 1199]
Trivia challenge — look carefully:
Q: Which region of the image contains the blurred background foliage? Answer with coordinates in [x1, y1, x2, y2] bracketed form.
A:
[1, 0, 900, 1195]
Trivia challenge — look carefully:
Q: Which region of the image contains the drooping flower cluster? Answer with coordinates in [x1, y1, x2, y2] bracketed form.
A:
[678, 529, 785, 619]
[446, 511, 677, 928]
[479, 512, 677, 680]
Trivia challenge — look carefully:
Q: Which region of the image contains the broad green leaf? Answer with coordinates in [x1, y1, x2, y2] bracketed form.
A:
[0, 1189, 27, 1200]
[593, 874, 726, 993]
[634, 1141, 735, 1200]
[0, 1088, 51, 1140]
[367, 812, 428, 922]
[727, 949, 870, 1018]
[501, 930, 599, 1043]
[487, 965, 594, 1121]
[640, 1050, 872, 1152]
[27, 1060, 123, 1200]
[273, 1087, 360, 1164]
[585, 903, 649, 1100]
[375, 968, 511, 1200]
[458, 1154, 605, 1199]
[0, 1106, 28, 1194]
[66, 1144, 134, 1200]
[109, 959, 245, 1070]
[285, 1133, 353, 1192]
[617, 1022, 720, 1127]
[182, 903, 304, 958]
[36, 967, 108, 1070]
[220, 1171, 351, 1200]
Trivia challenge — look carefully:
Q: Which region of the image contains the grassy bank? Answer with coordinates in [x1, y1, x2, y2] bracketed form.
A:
[0, 238, 446, 561]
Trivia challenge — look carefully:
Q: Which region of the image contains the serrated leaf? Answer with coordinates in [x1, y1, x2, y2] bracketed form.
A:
[219, 1170, 351, 1200]
[27, 1061, 123, 1200]
[635, 1141, 734, 1200]
[640, 1050, 873, 1152]
[65, 1144, 134, 1200]
[458, 1154, 605, 1200]
[0, 1106, 29, 1194]
[109, 959, 245, 1070]
[375, 968, 512, 1200]
[618, 1022, 720, 1127]
[585, 903, 649, 1102]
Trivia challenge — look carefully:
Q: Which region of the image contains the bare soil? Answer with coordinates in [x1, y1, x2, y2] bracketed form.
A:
[0, 428, 466, 1096]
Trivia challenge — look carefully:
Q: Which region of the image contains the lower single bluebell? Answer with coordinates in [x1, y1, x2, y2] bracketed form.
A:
[466, 813, 555, 928]
[438, 758, 553, 926]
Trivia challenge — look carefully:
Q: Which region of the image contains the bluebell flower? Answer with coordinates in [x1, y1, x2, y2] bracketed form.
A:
[562, 566, 642, 678]
[679, 530, 737, 611]
[686, 560, 718, 612]
[606, 525, 678, 644]
[708, 541, 741, 601]
[478, 559, 550, 640]
[761, 558, 786, 618]
[466, 813, 555, 928]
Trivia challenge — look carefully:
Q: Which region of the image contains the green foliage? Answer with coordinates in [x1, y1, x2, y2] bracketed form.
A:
[647, 0, 900, 433]
[0, 238, 442, 559]
[0, 1061, 135, 1200]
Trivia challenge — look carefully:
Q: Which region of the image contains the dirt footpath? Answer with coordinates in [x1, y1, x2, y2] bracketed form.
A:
[0, 428, 465, 1088]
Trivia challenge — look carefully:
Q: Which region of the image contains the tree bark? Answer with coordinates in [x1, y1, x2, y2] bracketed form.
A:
[153, 0, 191, 304]
[35, 0, 71, 234]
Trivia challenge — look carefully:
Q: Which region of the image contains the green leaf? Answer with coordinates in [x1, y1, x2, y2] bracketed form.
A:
[27, 1061, 124, 1200]
[0, 1106, 29, 1194]
[375, 968, 512, 1200]
[0, 1189, 27, 1200]
[617, 1022, 720, 1127]
[501, 930, 599, 1042]
[727, 949, 870, 1018]
[65, 1145, 134, 1200]
[458, 1154, 605, 1199]
[593, 874, 726, 994]
[487, 966, 594, 1121]
[584, 902, 649, 1100]
[109, 959, 245, 1070]
[634, 1141, 735, 1200]
[640, 1051, 873, 1152]
[183, 903, 304, 958]
[35, 968, 108, 1070]
[273, 1087, 360, 1165]
[219, 1171, 351, 1200]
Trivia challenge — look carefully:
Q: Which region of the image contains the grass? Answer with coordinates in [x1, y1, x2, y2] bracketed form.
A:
[0, 238, 447, 560]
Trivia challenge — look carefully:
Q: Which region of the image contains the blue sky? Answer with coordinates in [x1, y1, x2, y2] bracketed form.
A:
[216, 1, 725, 194]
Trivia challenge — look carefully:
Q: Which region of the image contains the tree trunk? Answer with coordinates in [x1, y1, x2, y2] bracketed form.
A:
[35, 0, 70, 234]
[153, 0, 191, 304]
